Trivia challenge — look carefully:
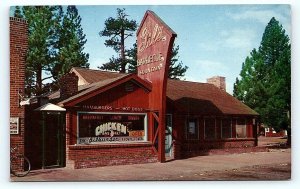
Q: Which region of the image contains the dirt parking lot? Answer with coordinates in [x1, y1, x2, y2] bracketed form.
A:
[11, 137, 291, 181]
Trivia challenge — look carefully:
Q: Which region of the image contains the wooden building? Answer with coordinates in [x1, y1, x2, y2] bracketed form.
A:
[25, 67, 258, 169]
[11, 11, 259, 170]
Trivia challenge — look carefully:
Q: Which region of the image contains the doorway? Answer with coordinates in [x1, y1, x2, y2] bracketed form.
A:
[43, 112, 65, 168]
[165, 114, 173, 158]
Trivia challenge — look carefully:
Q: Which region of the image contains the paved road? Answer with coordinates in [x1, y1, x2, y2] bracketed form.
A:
[11, 148, 291, 181]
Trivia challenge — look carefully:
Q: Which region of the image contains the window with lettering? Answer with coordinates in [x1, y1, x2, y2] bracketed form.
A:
[78, 113, 147, 144]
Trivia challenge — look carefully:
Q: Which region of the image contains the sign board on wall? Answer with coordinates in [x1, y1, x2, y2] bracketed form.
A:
[77, 112, 147, 144]
[137, 11, 177, 162]
[10, 117, 19, 134]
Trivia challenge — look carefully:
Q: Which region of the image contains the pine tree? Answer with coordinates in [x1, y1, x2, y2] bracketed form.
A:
[99, 8, 137, 73]
[21, 6, 62, 96]
[168, 45, 188, 79]
[233, 17, 291, 139]
[14, 6, 23, 18]
[52, 5, 90, 81]
[14, 6, 89, 96]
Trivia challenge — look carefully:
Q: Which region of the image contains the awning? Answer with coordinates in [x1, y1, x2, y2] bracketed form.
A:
[34, 103, 66, 111]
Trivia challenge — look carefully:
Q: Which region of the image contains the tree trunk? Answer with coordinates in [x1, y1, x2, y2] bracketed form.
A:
[36, 65, 43, 96]
[120, 29, 126, 73]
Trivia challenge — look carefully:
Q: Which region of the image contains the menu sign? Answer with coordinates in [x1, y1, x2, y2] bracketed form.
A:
[78, 113, 146, 144]
[10, 117, 19, 134]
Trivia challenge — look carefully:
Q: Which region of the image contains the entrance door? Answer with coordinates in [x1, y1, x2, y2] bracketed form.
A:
[165, 114, 172, 157]
[43, 112, 65, 168]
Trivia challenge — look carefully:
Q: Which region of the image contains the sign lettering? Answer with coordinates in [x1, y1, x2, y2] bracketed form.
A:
[95, 122, 127, 136]
[138, 24, 166, 53]
[10, 117, 19, 135]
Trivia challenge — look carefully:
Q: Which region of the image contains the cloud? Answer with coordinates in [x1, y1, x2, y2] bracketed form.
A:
[223, 29, 257, 49]
[226, 6, 291, 36]
[189, 60, 229, 81]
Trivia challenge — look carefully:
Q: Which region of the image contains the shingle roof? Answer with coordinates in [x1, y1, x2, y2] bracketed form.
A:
[71, 67, 126, 84]
[57, 67, 258, 116]
[167, 79, 258, 116]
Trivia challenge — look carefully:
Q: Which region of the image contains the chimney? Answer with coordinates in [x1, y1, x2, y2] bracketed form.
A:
[207, 76, 226, 91]
[59, 72, 79, 99]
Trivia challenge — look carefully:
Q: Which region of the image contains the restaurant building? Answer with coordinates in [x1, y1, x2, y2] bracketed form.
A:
[11, 11, 259, 170]
[24, 66, 259, 169]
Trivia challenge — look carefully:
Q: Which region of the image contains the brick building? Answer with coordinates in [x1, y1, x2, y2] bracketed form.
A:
[10, 17, 28, 170]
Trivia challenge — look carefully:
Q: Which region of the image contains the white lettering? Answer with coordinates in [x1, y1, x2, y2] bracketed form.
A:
[95, 122, 127, 136]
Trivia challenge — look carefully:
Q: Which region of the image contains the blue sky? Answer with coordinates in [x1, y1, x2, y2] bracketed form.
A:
[9, 4, 290, 94]
[72, 5, 291, 94]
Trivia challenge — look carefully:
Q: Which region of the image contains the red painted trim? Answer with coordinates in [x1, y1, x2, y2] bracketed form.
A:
[63, 74, 152, 107]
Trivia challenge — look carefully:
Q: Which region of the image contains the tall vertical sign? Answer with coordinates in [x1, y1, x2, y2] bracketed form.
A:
[137, 11, 177, 162]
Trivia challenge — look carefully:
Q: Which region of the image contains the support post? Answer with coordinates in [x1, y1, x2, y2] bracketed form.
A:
[42, 112, 45, 169]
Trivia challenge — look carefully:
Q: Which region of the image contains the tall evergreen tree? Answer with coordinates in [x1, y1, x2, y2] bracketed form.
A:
[14, 6, 89, 96]
[99, 8, 137, 73]
[233, 17, 291, 138]
[168, 45, 188, 80]
[52, 6, 89, 81]
[99, 9, 188, 79]
[21, 6, 62, 96]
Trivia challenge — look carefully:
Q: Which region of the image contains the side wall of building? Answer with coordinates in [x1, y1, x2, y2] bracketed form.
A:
[171, 114, 258, 159]
[10, 17, 28, 170]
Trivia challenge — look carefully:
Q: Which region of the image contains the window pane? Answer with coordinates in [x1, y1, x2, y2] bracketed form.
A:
[205, 118, 215, 139]
[78, 113, 146, 144]
[186, 119, 198, 139]
[236, 119, 246, 138]
[222, 118, 232, 138]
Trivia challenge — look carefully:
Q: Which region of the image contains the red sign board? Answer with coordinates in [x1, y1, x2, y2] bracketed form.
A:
[137, 11, 176, 162]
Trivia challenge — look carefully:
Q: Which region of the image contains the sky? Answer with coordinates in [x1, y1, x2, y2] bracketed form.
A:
[69, 5, 291, 94]
[8, 4, 291, 94]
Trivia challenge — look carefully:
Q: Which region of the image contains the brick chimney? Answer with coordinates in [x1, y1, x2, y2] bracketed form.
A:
[59, 72, 79, 100]
[207, 76, 226, 91]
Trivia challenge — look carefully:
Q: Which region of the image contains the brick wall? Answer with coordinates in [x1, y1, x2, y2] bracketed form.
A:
[10, 17, 28, 170]
[59, 73, 78, 100]
[178, 139, 256, 158]
[67, 143, 158, 169]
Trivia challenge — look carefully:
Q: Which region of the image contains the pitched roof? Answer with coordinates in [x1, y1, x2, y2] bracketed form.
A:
[167, 79, 258, 116]
[71, 67, 126, 84]
[56, 67, 257, 116]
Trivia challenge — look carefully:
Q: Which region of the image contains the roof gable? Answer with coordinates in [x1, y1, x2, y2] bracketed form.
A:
[59, 74, 152, 107]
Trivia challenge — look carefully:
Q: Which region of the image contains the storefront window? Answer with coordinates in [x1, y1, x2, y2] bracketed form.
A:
[222, 118, 232, 138]
[186, 119, 198, 140]
[77, 112, 147, 144]
[236, 119, 247, 138]
[205, 118, 216, 139]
